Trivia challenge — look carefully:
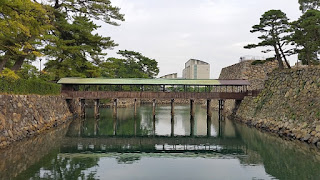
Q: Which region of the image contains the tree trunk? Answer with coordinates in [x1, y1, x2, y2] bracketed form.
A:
[274, 45, 284, 69]
[0, 58, 8, 73]
[278, 42, 291, 69]
[11, 56, 25, 71]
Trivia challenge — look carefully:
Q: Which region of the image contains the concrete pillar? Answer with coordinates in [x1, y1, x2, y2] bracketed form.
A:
[207, 115, 211, 137]
[134, 98, 137, 116]
[207, 99, 211, 116]
[113, 99, 118, 117]
[80, 99, 86, 118]
[190, 115, 195, 136]
[171, 99, 175, 115]
[113, 117, 117, 136]
[153, 113, 156, 136]
[94, 99, 100, 119]
[190, 99, 194, 116]
[171, 114, 174, 137]
[218, 99, 225, 121]
[152, 99, 156, 116]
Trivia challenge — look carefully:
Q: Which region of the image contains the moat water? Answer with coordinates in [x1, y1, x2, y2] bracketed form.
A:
[1, 105, 320, 180]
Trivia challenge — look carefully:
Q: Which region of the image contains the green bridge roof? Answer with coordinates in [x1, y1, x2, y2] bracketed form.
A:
[58, 78, 250, 86]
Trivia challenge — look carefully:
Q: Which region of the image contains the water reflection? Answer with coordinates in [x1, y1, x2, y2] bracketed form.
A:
[1, 105, 320, 180]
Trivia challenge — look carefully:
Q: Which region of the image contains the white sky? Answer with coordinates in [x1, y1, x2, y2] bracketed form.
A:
[96, 0, 302, 78]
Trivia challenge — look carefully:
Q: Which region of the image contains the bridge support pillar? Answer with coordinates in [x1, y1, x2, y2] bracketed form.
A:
[207, 115, 211, 137]
[190, 99, 194, 116]
[218, 99, 225, 121]
[171, 114, 174, 137]
[134, 98, 137, 116]
[207, 99, 212, 116]
[152, 99, 156, 116]
[80, 99, 86, 118]
[113, 99, 118, 117]
[94, 99, 100, 119]
[171, 99, 175, 115]
[190, 115, 194, 136]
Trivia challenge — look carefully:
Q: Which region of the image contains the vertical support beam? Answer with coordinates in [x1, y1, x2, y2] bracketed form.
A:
[207, 115, 211, 137]
[190, 99, 194, 116]
[134, 98, 137, 116]
[190, 115, 195, 136]
[80, 99, 85, 118]
[171, 99, 175, 115]
[218, 99, 224, 121]
[94, 99, 100, 119]
[206, 99, 211, 116]
[113, 116, 117, 136]
[171, 114, 174, 137]
[134, 116, 137, 136]
[152, 99, 156, 116]
[113, 99, 118, 118]
[153, 113, 156, 136]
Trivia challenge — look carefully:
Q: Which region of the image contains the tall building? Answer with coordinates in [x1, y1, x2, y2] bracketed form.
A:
[182, 59, 210, 79]
[159, 73, 178, 79]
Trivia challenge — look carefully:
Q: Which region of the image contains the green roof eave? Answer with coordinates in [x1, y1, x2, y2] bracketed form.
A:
[57, 77, 250, 86]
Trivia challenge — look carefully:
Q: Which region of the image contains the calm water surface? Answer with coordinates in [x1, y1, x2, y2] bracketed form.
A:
[1, 105, 320, 180]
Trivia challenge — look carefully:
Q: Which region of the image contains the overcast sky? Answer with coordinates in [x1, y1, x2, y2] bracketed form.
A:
[96, 0, 302, 78]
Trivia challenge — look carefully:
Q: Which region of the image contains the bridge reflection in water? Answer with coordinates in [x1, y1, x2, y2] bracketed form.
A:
[63, 105, 246, 155]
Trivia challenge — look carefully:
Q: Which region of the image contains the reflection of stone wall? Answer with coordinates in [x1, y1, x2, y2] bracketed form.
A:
[0, 95, 72, 148]
[219, 60, 278, 90]
[235, 68, 320, 147]
[0, 121, 71, 179]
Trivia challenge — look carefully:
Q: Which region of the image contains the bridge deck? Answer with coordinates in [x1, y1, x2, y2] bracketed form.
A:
[58, 78, 254, 100]
[62, 91, 250, 100]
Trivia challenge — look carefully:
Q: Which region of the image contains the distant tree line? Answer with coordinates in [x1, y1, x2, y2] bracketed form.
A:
[245, 0, 320, 68]
[0, 0, 159, 81]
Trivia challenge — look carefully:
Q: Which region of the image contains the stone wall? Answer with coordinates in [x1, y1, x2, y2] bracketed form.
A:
[219, 60, 278, 90]
[0, 95, 72, 148]
[216, 60, 278, 114]
[235, 67, 320, 147]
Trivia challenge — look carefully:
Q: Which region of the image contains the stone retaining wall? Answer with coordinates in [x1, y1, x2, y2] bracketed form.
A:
[219, 60, 278, 90]
[235, 67, 320, 147]
[0, 95, 72, 149]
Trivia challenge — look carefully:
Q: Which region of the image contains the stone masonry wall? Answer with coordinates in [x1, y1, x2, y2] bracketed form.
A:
[216, 60, 278, 113]
[219, 60, 278, 90]
[235, 67, 320, 147]
[0, 95, 72, 148]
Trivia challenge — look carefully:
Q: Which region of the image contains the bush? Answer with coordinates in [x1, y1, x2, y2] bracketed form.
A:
[0, 77, 61, 95]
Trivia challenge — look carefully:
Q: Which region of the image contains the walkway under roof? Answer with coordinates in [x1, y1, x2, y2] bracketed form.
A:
[57, 78, 250, 86]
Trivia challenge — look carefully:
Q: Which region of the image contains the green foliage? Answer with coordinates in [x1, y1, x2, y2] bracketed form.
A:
[101, 50, 159, 78]
[244, 10, 293, 69]
[291, 10, 320, 65]
[0, 0, 53, 71]
[0, 68, 20, 81]
[0, 77, 60, 95]
[251, 60, 267, 65]
[299, 0, 320, 12]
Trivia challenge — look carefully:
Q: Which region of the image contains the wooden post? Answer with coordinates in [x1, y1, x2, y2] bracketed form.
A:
[113, 99, 117, 117]
[171, 114, 174, 137]
[153, 113, 156, 136]
[190, 115, 194, 136]
[152, 99, 156, 116]
[80, 99, 85, 118]
[207, 99, 211, 116]
[113, 117, 117, 136]
[190, 99, 194, 116]
[171, 99, 175, 115]
[94, 99, 100, 119]
[134, 98, 137, 116]
[207, 115, 211, 137]
[218, 99, 225, 121]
